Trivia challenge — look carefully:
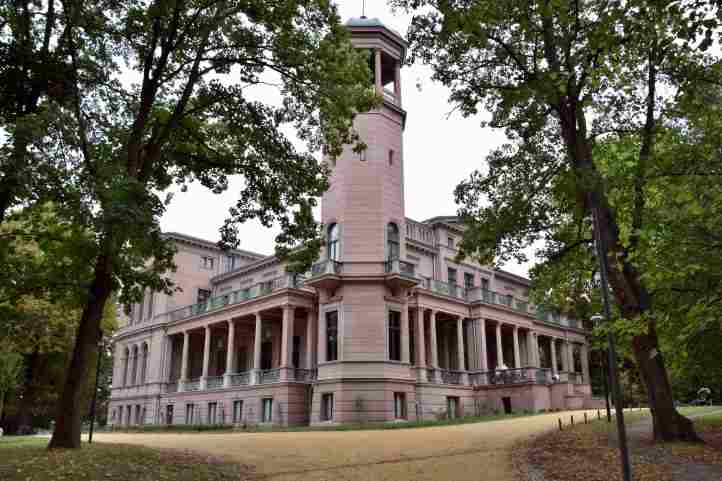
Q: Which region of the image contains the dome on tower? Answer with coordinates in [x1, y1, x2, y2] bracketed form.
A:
[344, 16, 407, 57]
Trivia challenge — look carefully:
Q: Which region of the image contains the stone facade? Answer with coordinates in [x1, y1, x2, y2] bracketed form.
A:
[108, 17, 596, 428]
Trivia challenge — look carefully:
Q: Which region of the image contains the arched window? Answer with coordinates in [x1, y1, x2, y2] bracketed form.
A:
[140, 343, 149, 384]
[122, 347, 130, 387]
[130, 345, 139, 386]
[327, 223, 340, 261]
[387, 223, 400, 260]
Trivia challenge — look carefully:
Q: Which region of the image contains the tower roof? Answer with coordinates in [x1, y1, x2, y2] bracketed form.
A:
[345, 16, 407, 59]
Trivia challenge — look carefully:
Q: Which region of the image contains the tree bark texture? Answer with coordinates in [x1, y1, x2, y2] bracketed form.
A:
[47, 251, 113, 449]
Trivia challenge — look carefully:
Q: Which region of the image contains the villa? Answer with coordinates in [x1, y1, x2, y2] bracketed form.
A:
[108, 17, 595, 427]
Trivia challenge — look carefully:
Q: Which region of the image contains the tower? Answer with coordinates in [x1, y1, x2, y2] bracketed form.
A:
[308, 17, 415, 424]
[321, 16, 407, 263]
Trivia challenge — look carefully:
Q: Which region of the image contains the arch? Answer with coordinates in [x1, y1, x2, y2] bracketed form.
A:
[387, 222, 400, 260]
[130, 345, 139, 386]
[140, 342, 149, 385]
[327, 223, 340, 261]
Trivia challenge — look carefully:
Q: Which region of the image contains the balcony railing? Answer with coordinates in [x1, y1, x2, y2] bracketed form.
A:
[230, 371, 251, 386]
[439, 369, 464, 385]
[427, 279, 465, 299]
[205, 376, 224, 390]
[471, 367, 552, 386]
[385, 258, 417, 279]
[292, 368, 317, 382]
[425, 367, 438, 383]
[259, 368, 281, 384]
[310, 259, 343, 277]
[185, 378, 201, 391]
[162, 274, 302, 324]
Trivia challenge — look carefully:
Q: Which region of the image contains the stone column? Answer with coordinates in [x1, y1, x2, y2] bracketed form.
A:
[581, 343, 590, 383]
[305, 310, 315, 369]
[526, 330, 536, 367]
[495, 322, 504, 368]
[394, 60, 401, 103]
[317, 309, 326, 364]
[401, 302, 410, 364]
[550, 337, 558, 375]
[180, 331, 189, 391]
[479, 319, 488, 372]
[374, 49, 382, 94]
[429, 310, 439, 382]
[224, 320, 236, 388]
[200, 325, 211, 390]
[281, 305, 295, 380]
[513, 326, 521, 369]
[252, 312, 262, 385]
[456, 316, 468, 384]
[415, 307, 427, 369]
[568, 342, 575, 373]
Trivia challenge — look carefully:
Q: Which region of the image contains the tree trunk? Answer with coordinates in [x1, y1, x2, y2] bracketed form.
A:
[557, 101, 699, 443]
[48, 252, 113, 449]
[0, 390, 5, 423]
[632, 330, 700, 442]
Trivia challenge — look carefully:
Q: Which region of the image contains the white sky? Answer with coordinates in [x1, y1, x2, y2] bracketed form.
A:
[159, 0, 534, 277]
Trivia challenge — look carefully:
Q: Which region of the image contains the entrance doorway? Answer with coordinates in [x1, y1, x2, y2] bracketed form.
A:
[502, 397, 512, 414]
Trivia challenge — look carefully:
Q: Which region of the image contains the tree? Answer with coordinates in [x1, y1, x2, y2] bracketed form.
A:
[0, 343, 23, 423]
[34, 1, 375, 449]
[396, 0, 722, 441]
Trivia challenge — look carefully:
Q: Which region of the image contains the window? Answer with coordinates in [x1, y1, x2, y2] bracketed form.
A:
[321, 393, 334, 421]
[135, 405, 141, 425]
[197, 288, 211, 304]
[292, 335, 301, 368]
[448, 236, 454, 248]
[327, 223, 340, 261]
[394, 392, 407, 419]
[262, 398, 273, 423]
[166, 405, 174, 425]
[185, 403, 195, 425]
[326, 311, 338, 362]
[464, 272, 474, 289]
[446, 397, 459, 419]
[225, 254, 241, 273]
[125, 405, 131, 425]
[208, 402, 217, 425]
[388, 149, 395, 166]
[481, 278, 489, 290]
[201, 256, 215, 270]
[388, 311, 401, 361]
[233, 400, 243, 424]
[387, 223, 400, 260]
[448, 268, 457, 285]
[359, 149, 367, 161]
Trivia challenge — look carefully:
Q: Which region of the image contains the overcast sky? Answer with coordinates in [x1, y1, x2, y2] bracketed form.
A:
[159, 0, 533, 277]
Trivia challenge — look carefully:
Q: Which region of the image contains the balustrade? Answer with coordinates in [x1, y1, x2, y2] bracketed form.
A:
[439, 369, 463, 385]
[259, 368, 281, 384]
[230, 371, 251, 386]
[205, 376, 224, 390]
[292, 368, 317, 382]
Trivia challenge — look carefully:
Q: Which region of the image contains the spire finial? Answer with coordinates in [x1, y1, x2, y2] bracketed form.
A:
[361, 0, 366, 19]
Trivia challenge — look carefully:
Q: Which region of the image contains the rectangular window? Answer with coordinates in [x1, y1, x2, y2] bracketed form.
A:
[448, 236, 454, 248]
[225, 254, 240, 273]
[359, 149, 367, 161]
[321, 393, 334, 421]
[185, 403, 195, 425]
[166, 405, 174, 425]
[446, 397, 459, 419]
[326, 311, 338, 362]
[388, 311, 401, 361]
[208, 402, 217, 425]
[464, 272, 474, 289]
[394, 392, 407, 419]
[201, 256, 215, 270]
[197, 288, 211, 304]
[481, 278, 489, 290]
[233, 400, 243, 424]
[262, 398, 273, 423]
[448, 268, 457, 285]
[388, 149, 395, 166]
[292, 335, 301, 368]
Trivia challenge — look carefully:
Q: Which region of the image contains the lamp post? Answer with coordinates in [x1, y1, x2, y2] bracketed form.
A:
[591, 209, 632, 481]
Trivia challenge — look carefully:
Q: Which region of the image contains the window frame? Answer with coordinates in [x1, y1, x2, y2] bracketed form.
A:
[394, 392, 407, 420]
[326, 311, 338, 362]
[464, 272, 475, 290]
[388, 310, 402, 362]
[262, 398, 273, 423]
[233, 400, 244, 424]
[387, 222, 400, 261]
[321, 393, 334, 421]
[327, 223, 340, 261]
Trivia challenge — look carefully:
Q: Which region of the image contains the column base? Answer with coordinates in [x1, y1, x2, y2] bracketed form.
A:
[199, 376, 207, 390]
[223, 373, 232, 388]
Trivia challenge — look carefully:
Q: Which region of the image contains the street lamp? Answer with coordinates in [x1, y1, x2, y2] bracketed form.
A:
[590, 309, 612, 423]
[591, 209, 632, 481]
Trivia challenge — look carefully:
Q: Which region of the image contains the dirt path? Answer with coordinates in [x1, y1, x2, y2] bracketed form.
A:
[96, 410, 598, 481]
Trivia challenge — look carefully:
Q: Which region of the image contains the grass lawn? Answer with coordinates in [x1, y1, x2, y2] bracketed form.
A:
[0, 437, 251, 481]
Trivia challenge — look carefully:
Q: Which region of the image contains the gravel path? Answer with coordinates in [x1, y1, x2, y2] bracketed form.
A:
[96, 410, 599, 481]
